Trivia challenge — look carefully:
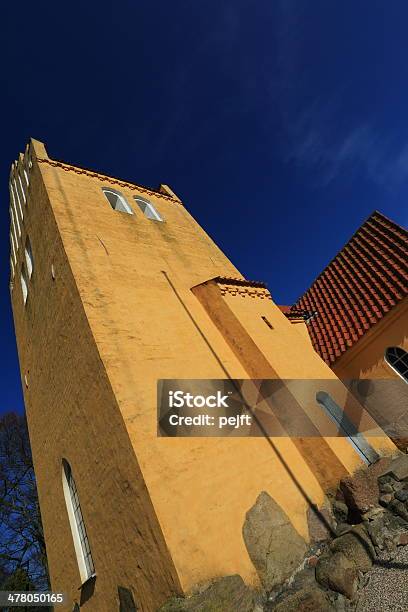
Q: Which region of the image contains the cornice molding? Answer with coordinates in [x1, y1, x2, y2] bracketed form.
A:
[36, 158, 180, 203]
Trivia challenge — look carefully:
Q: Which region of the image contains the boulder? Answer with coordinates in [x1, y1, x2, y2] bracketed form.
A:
[332, 501, 349, 523]
[395, 489, 408, 502]
[315, 551, 358, 599]
[273, 586, 334, 611]
[388, 499, 408, 521]
[329, 524, 375, 573]
[379, 454, 408, 481]
[307, 500, 336, 543]
[365, 510, 408, 552]
[243, 492, 307, 591]
[340, 458, 391, 519]
[379, 494, 393, 507]
[379, 482, 393, 494]
[336, 523, 352, 537]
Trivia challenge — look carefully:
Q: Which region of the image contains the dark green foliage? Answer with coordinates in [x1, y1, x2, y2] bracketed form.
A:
[0, 412, 49, 591]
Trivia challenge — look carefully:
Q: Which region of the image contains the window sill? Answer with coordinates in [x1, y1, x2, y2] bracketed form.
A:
[78, 573, 96, 590]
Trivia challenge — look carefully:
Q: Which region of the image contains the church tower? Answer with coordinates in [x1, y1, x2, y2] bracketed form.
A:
[9, 140, 395, 611]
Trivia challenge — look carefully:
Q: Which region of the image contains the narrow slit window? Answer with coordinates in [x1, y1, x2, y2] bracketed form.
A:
[10, 231, 17, 265]
[102, 189, 133, 215]
[13, 179, 24, 218]
[25, 238, 33, 279]
[11, 182, 24, 223]
[18, 174, 26, 203]
[62, 460, 95, 583]
[10, 204, 20, 242]
[385, 347, 408, 383]
[261, 316, 274, 330]
[24, 168, 29, 186]
[316, 391, 379, 465]
[134, 196, 163, 221]
[21, 267, 28, 304]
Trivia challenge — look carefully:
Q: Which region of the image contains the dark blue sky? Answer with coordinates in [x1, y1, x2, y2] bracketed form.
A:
[1, 1, 407, 413]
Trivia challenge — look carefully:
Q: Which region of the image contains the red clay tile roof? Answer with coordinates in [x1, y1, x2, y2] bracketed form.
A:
[289, 211, 408, 365]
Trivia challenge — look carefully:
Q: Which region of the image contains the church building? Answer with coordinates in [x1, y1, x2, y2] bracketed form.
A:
[9, 140, 399, 611]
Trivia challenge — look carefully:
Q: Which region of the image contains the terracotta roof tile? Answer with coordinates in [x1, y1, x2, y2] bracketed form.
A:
[288, 211, 408, 365]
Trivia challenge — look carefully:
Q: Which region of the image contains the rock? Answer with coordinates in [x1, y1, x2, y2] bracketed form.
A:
[272, 586, 334, 611]
[366, 510, 408, 552]
[307, 555, 319, 568]
[158, 597, 186, 611]
[398, 532, 408, 546]
[380, 454, 408, 481]
[379, 482, 393, 494]
[242, 492, 307, 591]
[379, 494, 393, 507]
[395, 489, 408, 502]
[340, 458, 391, 519]
[332, 501, 349, 523]
[329, 524, 375, 573]
[336, 523, 352, 537]
[159, 575, 260, 612]
[389, 499, 408, 521]
[391, 480, 405, 493]
[332, 593, 349, 612]
[378, 474, 393, 486]
[362, 506, 384, 522]
[307, 501, 336, 543]
[315, 551, 358, 600]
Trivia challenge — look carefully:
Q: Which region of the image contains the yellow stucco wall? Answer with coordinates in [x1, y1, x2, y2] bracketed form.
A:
[10, 140, 396, 611]
[333, 297, 408, 379]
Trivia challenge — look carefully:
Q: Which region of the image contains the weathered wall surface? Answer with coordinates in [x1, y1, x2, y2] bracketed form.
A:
[10, 140, 396, 610]
[11, 143, 181, 612]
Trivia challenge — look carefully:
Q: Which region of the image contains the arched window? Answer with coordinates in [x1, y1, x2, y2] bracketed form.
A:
[20, 267, 28, 304]
[25, 238, 33, 279]
[316, 391, 379, 465]
[134, 196, 163, 221]
[385, 347, 408, 383]
[102, 188, 133, 215]
[62, 460, 95, 583]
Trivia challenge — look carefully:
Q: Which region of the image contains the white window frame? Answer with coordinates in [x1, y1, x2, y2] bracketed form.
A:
[10, 230, 17, 265]
[102, 188, 133, 215]
[10, 204, 20, 242]
[10, 183, 23, 227]
[62, 460, 95, 584]
[385, 347, 408, 384]
[18, 174, 26, 203]
[134, 196, 163, 221]
[25, 239, 33, 279]
[20, 267, 28, 305]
